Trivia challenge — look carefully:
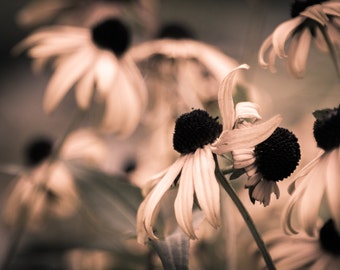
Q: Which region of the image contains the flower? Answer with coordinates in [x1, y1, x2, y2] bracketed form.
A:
[258, 0, 340, 78]
[136, 64, 282, 243]
[3, 128, 107, 229]
[283, 105, 340, 236]
[15, 18, 148, 136]
[256, 219, 340, 270]
[232, 120, 301, 206]
[129, 22, 241, 126]
[16, 0, 158, 36]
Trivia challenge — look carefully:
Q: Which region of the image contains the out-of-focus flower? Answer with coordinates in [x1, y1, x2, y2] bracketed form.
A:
[16, 0, 159, 36]
[283, 105, 340, 236]
[3, 128, 107, 229]
[136, 64, 282, 243]
[15, 18, 148, 136]
[129, 22, 241, 127]
[232, 118, 301, 206]
[256, 219, 340, 270]
[259, 0, 340, 78]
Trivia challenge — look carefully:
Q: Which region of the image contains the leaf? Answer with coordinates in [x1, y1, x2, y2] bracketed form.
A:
[150, 228, 190, 270]
[230, 168, 246, 180]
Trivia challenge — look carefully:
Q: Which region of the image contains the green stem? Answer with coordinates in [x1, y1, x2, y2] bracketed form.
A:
[214, 154, 276, 270]
[318, 24, 340, 80]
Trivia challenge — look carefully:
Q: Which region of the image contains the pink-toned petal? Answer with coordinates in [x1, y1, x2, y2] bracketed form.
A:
[245, 173, 262, 187]
[218, 64, 249, 130]
[310, 255, 332, 270]
[286, 28, 312, 79]
[75, 67, 95, 109]
[232, 148, 256, 169]
[298, 157, 328, 236]
[94, 50, 118, 96]
[258, 34, 273, 67]
[268, 46, 278, 73]
[193, 147, 220, 228]
[235, 102, 261, 121]
[174, 155, 197, 239]
[212, 115, 282, 155]
[143, 156, 187, 240]
[301, 5, 329, 26]
[323, 2, 340, 17]
[325, 148, 340, 233]
[43, 47, 94, 113]
[251, 180, 277, 206]
[272, 17, 304, 58]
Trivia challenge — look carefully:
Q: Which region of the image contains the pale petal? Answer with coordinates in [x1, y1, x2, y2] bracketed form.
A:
[193, 147, 220, 228]
[75, 67, 95, 109]
[232, 148, 256, 169]
[94, 50, 118, 96]
[299, 157, 327, 236]
[268, 46, 278, 73]
[323, 2, 340, 17]
[235, 102, 261, 121]
[286, 28, 312, 79]
[212, 115, 282, 154]
[310, 255, 332, 270]
[60, 129, 107, 165]
[301, 5, 329, 26]
[325, 148, 340, 234]
[218, 64, 249, 130]
[258, 34, 273, 67]
[143, 156, 187, 239]
[272, 17, 304, 58]
[43, 47, 94, 113]
[174, 155, 196, 239]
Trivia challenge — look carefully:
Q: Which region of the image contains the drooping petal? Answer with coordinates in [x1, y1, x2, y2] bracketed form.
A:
[301, 4, 329, 26]
[325, 148, 340, 234]
[75, 66, 95, 109]
[142, 156, 187, 240]
[258, 34, 273, 67]
[323, 2, 340, 17]
[212, 114, 282, 155]
[174, 155, 196, 239]
[43, 46, 94, 113]
[272, 17, 304, 58]
[218, 64, 249, 130]
[232, 148, 256, 169]
[193, 147, 220, 228]
[286, 28, 312, 79]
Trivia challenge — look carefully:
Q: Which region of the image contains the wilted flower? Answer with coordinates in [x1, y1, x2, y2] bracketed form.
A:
[259, 0, 340, 78]
[232, 119, 301, 206]
[136, 64, 282, 243]
[283, 105, 340, 236]
[3, 128, 107, 229]
[15, 18, 148, 136]
[256, 219, 340, 270]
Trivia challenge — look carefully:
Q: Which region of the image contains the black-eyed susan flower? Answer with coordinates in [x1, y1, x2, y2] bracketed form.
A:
[257, 219, 340, 270]
[136, 64, 282, 243]
[259, 0, 340, 78]
[4, 128, 107, 229]
[232, 121, 301, 206]
[283, 105, 340, 236]
[15, 18, 148, 136]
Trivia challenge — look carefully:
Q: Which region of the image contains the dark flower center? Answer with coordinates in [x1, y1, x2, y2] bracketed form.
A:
[91, 18, 131, 56]
[157, 23, 196, 40]
[319, 219, 340, 255]
[313, 105, 340, 151]
[24, 137, 53, 166]
[290, 0, 327, 18]
[173, 109, 222, 154]
[254, 127, 301, 181]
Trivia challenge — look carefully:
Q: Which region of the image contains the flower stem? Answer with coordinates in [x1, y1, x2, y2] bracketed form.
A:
[214, 154, 276, 270]
[318, 24, 340, 80]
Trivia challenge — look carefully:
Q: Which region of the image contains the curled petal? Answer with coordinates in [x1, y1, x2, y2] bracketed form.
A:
[258, 34, 273, 68]
[272, 17, 304, 58]
[235, 102, 261, 122]
[218, 64, 250, 130]
[323, 2, 340, 17]
[251, 180, 279, 206]
[286, 28, 312, 79]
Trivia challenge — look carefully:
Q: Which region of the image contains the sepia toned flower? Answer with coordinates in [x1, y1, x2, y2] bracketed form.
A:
[259, 0, 340, 78]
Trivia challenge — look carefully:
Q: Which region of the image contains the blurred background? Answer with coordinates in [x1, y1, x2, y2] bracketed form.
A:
[0, 1, 339, 269]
